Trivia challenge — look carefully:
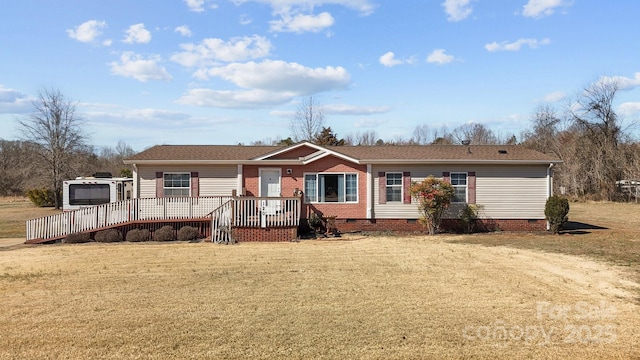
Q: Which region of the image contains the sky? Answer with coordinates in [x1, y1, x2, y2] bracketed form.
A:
[1, 0, 639, 151]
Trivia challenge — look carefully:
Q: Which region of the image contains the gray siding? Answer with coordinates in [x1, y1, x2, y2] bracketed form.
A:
[372, 164, 549, 220]
[137, 165, 238, 198]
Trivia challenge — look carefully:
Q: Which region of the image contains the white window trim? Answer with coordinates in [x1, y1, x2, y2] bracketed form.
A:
[163, 172, 191, 197]
[385, 172, 403, 203]
[303, 172, 359, 204]
[450, 172, 468, 203]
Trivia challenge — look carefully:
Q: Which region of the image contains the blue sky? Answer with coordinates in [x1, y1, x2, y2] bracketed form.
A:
[1, 0, 639, 151]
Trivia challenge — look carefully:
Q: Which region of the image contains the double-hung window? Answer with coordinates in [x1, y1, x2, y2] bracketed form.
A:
[163, 173, 190, 197]
[304, 173, 358, 203]
[386, 172, 403, 202]
[451, 172, 467, 203]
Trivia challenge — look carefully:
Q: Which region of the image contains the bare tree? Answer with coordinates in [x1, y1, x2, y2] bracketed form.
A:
[290, 96, 325, 142]
[451, 123, 498, 144]
[18, 88, 88, 208]
[570, 79, 626, 200]
[344, 130, 379, 145]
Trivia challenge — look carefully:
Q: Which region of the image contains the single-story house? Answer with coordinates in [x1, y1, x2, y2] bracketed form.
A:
[123, 141, 561, 233]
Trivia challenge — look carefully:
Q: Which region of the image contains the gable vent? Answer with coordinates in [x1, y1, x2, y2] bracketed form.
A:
[498, 149, 508, 154]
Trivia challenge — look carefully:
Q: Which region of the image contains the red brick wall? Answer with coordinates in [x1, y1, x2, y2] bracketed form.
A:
[232, 227, 298, 242]
[331, 218, 547, 233]
[243, 156, 368, 218]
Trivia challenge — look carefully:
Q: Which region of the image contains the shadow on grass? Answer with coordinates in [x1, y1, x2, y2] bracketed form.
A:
[561, 221, 608, 235]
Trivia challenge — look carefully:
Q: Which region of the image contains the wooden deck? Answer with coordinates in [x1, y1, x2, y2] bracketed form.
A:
[25, 196, 302, 244]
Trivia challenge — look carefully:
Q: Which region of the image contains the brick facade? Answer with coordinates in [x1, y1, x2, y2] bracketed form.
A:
[232, 226, 298, 242]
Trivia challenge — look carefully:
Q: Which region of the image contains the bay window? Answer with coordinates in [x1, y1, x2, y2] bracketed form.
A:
[304, 173, 358, 203]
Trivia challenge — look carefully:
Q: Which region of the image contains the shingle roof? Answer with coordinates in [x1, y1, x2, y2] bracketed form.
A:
[125, 143, 560, 163]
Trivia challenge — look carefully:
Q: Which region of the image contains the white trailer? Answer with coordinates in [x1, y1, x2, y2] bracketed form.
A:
[63, 176, 133, 211]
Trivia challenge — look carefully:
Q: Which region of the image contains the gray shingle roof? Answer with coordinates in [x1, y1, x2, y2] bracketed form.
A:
[125, 143, 560, 163]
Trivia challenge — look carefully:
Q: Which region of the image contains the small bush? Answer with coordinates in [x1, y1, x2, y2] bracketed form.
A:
[545, 195, 570, 234]
[177, 226, 200, 241]
[458, 204, 482, 234]
[95, 229, 123, 243]
[64, 232, 91, 244]
[26, 188, 55, 207]
[154, 225, 176, 241]
[126, 228, 150, 242]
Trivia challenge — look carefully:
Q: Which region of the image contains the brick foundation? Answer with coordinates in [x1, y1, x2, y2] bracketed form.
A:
[232, 226, 298, 242]
[331, 218, 548, 233]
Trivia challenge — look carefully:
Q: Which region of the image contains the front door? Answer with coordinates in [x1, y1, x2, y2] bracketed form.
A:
[259, 168, 281, 215]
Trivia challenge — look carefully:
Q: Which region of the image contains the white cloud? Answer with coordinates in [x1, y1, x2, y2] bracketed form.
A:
[109, 52, 173, 82]
[184, 0, 205, 12]
[426, 49, 455, 65]
[233, 0, 376, 16]
[324, 104, 391, 115]
[379, 52, 402, 67]
[240, 14, 253, 25]
[177, 60, 351, 108]
[619, 102, 640, 116]
[231, 0, 375, 33]
[442, 0, 473, 22]
[127, 108, 191, 121]
[123, 23, 151, 44]
[177, 89, 294, 108]
[172, 35, 272, 67]
[202, 60, 350, 92]
[174, 25, 192, 37]
[270, 12, 334, 33]
[485, 38, 551, 52]
[67, 20, 107, 43]
[599, 72, 640, 90]
[379, 52, 415, 67]
[0, 85, 33, 113]
[522, 0, 570, 18]
[542, 91, 566, 102]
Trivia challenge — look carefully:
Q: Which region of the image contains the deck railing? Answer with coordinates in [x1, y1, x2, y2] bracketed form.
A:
[210, 197, 301, 243]
[26, 196, 302, 243]
[26, 196, 232, 242]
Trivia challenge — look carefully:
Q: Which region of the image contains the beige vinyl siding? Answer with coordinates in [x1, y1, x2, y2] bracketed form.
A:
[372, 164, 549, 220]
[475, 165, 548, 219]
[137, 165, 238, 198]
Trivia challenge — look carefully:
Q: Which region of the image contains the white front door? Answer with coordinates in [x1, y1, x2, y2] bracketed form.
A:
[259, 168, 281, 215]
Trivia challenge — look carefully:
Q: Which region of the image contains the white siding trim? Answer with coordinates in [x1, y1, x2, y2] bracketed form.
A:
[237, 164, 243, 195]
[366, 164, 372, 219]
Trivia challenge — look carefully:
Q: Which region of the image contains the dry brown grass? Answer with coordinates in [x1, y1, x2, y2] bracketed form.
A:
[0, 197, 60, 238]
[1, 199, 640, 359]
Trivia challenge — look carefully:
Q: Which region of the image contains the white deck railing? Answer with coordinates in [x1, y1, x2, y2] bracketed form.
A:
[210, 197, 301, 243]
[26, 196, 232, 242]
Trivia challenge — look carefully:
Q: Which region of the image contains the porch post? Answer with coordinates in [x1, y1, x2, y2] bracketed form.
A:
[237, 165, 243, 195]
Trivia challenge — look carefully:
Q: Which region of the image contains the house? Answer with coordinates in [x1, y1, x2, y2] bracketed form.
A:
[123, 141, 561, 236]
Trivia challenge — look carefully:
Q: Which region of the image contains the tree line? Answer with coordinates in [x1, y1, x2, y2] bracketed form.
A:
[5, 78, 639, 207]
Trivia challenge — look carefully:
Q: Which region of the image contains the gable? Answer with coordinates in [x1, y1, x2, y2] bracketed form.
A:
[262, 144, 320, 160]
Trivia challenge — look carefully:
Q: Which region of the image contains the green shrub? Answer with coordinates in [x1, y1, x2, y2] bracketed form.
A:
[126, 229, 150, 242]
[26, 188, 55, 207]
[177, 226, 200, 241]
[95, 229, 123, 243]
[64, 232, 91, 244]
[154, 225, 176, 241]
[545, 195, 570, 234]
[458, 204, 482, 234]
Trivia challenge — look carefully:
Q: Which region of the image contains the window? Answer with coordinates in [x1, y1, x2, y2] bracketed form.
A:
[304, 173, 358, 203]
[163, 173, 190, 197]
[451, 173, 467, 203]
[386, 172, 403, 202]
[69, 184, 111, 205]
